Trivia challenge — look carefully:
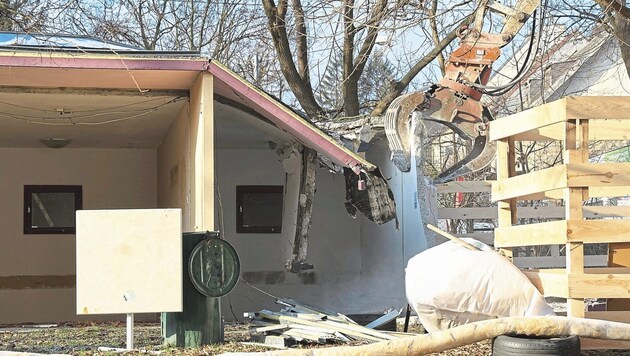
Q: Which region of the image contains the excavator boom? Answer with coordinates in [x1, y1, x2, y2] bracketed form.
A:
[385, 0, 540, 182]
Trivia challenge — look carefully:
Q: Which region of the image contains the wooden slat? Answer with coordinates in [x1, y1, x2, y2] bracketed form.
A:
[490, 98, 568, 141]
[494, 220, 568, 247]
[567, 163, 630, 187]
[580, 338, 630, 351]
[522, 269, 568, 298]
[492, 165, 568, 201]
[569, 273, 630, 298]
[589, 119, 630, 140]
[566, 96, 630, 120]
[512, 122, 566, 141]
[496, 138, 516, 260]
[0, 275, 75, 289]
[590, 186, 630, 197]
[436, 180, 492, 193]
[567, 220, 630, 243]
[519, 189, 565, 201]
[585, 310, 630, 323]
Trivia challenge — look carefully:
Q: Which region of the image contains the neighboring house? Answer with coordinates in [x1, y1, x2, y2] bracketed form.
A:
[488, 26, 630, 115]
[0, 32, 426, 324]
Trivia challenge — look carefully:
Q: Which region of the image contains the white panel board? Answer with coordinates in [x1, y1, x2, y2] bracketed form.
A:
[76, 209, 182, 314]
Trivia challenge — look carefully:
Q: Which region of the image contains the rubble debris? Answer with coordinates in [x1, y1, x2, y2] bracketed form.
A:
[244, 299, 405, 348]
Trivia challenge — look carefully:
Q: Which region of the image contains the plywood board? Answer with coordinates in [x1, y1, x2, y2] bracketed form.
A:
[76, 209, 182, 315]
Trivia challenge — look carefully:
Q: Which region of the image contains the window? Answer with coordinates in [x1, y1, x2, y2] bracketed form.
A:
[24, 185, 82, 234]
[236, 185, 283, 233]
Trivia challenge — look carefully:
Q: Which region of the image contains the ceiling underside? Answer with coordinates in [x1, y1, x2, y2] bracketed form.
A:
[0, 88, 294, 150]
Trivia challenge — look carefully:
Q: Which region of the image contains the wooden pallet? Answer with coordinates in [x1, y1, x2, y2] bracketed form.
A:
[489, 97, 630, 338]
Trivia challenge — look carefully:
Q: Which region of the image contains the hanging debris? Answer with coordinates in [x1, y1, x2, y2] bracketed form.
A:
[343, 168, 398, 226]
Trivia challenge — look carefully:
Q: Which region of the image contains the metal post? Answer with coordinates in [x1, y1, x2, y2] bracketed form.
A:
[126, 313, 134, 350]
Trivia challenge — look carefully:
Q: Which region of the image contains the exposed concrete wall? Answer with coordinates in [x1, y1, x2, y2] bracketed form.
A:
[216, 145, 424, 319]
[0, 148, 156, 324]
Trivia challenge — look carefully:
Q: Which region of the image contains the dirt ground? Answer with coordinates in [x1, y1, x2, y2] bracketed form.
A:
[0, 321, 628, 355]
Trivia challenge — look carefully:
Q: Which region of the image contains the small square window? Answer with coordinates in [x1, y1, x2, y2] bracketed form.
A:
[236, 185, 283, 233]
[24, 185, 82, 234]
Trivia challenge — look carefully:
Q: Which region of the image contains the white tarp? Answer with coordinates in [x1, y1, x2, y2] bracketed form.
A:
[405, 239, 555, 332]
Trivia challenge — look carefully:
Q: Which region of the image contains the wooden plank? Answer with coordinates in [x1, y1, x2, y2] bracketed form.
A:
[519, 189, 564, 201]
[590, 186, 630, 197]
[496, 138, 516, 260]
[569, 273, 630, 298]
[567, 163, 630, 188]
[492, 165, 568, 201]
[436, 180, 492, 193]
[511, 122, 566, 141]
[489, 98, 567, 141]
[565, 119, 586, 318]
[522, 269, 569, 298]
[584, 311, 630, 323]
[0, 275, 75, 289]
[567, 220, 630, 243]
[580, 338, 630, 351]
[494, 220, 568, 247]
[589, 119, 630, 140]
[566, 96, 630, 120]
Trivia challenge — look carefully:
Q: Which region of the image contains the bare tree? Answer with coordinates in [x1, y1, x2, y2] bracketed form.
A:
[261, 0, 477, 120]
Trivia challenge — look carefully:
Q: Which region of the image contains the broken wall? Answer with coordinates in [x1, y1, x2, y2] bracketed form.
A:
[216, 142, 427, 318]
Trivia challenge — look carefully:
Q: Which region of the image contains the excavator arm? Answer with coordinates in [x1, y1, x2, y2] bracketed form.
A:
[385, 0, 540, 183]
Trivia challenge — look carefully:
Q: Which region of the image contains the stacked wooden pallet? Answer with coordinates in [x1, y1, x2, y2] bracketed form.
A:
[245, 299, 403, 347]
[489, 96, 630, 350]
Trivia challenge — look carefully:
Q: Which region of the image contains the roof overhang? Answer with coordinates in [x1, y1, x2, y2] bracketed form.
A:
[0, 50, 375, 171]
[0, 51, 207, 90]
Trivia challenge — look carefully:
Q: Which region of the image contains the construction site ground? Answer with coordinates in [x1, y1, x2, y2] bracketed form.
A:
[0, 321, 628, 355]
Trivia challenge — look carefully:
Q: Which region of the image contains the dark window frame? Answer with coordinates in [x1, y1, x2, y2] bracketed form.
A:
[236, 185, 283, 234]
[24, 185, 83, 234]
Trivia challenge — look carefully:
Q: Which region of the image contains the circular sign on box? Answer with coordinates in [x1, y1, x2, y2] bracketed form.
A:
[189, 237, 240, 297]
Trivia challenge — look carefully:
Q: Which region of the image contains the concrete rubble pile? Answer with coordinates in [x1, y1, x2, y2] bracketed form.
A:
[244, 299, 403, 348]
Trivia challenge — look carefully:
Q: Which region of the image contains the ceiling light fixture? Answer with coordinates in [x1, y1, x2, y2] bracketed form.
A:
[40, 138, 72, 149]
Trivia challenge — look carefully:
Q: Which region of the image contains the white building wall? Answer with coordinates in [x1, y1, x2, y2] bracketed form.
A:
[217, 144, 427, 319]
[0, 148, 157, 324]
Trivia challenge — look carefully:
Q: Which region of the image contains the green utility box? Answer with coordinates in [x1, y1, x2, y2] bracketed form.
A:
[162, 231, 240, 347]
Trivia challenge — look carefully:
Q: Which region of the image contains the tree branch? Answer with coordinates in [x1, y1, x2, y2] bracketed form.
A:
[371, 14, 473, 116]
[262, 0, 323, 118]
